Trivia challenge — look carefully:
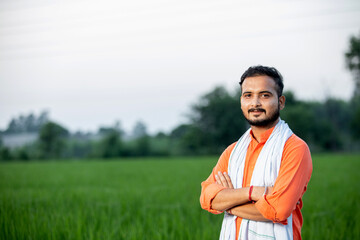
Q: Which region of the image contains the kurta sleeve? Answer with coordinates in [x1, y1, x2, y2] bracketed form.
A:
[200, 142, 236, 214]
[255, 135, 312, 223]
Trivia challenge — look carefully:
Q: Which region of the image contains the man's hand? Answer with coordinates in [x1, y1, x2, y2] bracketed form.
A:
[251, 186, 273, 201]
[211, 171, 274, 212]
[214, 171, 273, 201]
[215, 171, 234, 189]
[214, 171, 273, 198]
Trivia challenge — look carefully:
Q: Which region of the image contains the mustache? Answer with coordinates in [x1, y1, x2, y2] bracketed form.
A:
[248, 108, 266, 113]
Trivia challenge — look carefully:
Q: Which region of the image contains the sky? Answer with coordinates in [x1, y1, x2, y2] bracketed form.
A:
[1, 0, 360, 134]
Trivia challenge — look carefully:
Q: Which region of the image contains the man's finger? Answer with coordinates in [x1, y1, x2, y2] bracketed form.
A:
[217, 171, 229, 188]
[223, 172, 234, 189]
[215, 174, 222, 185]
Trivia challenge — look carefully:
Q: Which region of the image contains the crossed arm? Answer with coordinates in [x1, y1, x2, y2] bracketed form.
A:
[211, 171, 271, 222]
[201, 137, 312, 225]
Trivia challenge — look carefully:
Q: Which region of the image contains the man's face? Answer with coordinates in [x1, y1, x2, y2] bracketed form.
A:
[240, 75, 285, 128]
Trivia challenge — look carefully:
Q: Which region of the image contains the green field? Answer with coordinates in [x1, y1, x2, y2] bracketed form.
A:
[1, 154, 359, 240]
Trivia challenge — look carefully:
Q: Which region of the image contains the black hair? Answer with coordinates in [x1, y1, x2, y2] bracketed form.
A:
[239, 65, 284, 97]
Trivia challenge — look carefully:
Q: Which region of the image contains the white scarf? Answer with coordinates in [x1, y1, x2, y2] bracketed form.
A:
[219, 119, 293, 240]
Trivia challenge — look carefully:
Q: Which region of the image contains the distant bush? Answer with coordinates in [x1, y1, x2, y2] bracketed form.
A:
[2, 89, 360, 162]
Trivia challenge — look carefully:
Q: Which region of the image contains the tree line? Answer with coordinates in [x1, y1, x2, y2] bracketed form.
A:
[1, 32, 359, 161]
[0, 87, 359, 161]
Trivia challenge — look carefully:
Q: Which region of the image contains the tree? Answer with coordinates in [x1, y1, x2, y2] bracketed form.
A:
[281, 100, 315, 143]
[96, 121, 125, 158]
[4, 110, 49, 134]
[38, 121, 69, 159]
[282, 92, 349, 151]
[350, 106, 360, 139]
[345, 32, 360, 97]
[98, 129, 123, 158]
[178, 125, 207, 155]
[345, 32, 360, 139]
[0, 139, 12, 161]
[187, 86, 247, 154]
[131, 121, 148, 139]
[150, 132, 170, 156]
[0, 147, 12, 161]
[169, 124, 197, 155]
[170, 124, 191, 139]
[131, 121, 150, 156]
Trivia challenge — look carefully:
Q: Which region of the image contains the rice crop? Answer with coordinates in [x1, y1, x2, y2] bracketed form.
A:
[0, 154, 359, 239]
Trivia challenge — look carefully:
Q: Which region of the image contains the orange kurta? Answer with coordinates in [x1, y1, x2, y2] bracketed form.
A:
[200, 126, 312, 240]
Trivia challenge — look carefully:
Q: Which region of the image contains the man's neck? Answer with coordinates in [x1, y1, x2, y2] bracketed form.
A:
[250, 118, 279, 142]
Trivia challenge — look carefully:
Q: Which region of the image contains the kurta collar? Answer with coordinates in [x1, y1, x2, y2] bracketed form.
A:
[249, 126, 276, 144]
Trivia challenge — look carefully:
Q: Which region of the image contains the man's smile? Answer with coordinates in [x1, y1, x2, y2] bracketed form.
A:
[248, 108, 266, 114]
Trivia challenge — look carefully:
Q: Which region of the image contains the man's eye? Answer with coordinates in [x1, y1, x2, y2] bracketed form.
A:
[261, 94, 270, 98]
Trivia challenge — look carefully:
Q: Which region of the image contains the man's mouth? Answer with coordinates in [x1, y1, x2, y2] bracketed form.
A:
[249, 108, 265, 114]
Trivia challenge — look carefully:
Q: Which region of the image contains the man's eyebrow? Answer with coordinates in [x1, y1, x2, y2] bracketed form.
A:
[242, 90, 273, 95]
[259, 91, 273, 94]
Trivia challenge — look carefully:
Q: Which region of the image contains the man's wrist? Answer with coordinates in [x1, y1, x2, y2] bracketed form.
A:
[249, 185, 253, 201]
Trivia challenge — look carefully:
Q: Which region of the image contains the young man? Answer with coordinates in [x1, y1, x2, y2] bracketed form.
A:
[200, 66, 312, 240]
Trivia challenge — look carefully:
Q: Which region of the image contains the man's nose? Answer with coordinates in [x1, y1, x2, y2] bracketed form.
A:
[250, 96, 261, 106]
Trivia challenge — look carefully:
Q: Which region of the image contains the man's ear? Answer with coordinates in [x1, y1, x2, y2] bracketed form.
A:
[279, 95, 286, 110]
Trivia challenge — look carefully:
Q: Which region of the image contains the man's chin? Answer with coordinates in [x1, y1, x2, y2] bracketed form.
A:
[245, 117, 277, 127]
[244, 109, 280, 127]
[247, 120, 268, 127]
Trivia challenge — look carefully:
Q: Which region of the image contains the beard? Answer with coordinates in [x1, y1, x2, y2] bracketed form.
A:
[243, 105, 280, 127]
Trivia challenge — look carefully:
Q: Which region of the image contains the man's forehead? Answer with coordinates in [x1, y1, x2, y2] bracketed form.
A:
[241, 75, 277, 91]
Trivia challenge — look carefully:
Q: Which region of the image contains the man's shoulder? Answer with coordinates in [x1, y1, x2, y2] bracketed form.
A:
[214, 142, 238, 168]
[218, 141, 238, 160]
[222, 141, 238, 155]
[284, 133, 311, 158]
[287, 134, 309, 149]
